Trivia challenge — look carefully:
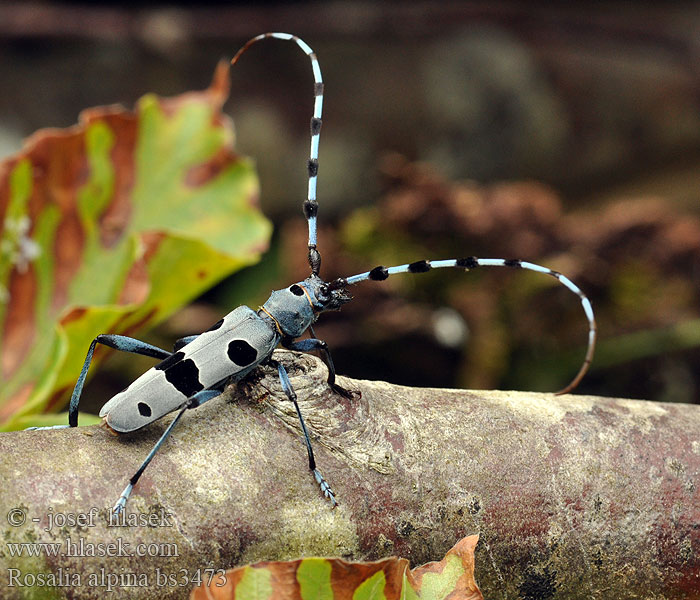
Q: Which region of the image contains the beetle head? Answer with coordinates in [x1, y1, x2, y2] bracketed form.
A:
[302, 275, 352, 312]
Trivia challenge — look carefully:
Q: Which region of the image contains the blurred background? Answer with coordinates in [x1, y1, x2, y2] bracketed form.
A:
[1, 2, 699, 405]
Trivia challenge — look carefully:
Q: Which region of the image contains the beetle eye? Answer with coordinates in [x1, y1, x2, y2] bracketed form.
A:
[319, 284, 329, 296]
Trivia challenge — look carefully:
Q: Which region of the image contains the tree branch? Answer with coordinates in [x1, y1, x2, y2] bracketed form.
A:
[1, 350, 698, 598]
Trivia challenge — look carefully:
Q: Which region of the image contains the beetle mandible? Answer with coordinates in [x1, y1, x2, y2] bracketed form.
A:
[30, 33, 597, 514]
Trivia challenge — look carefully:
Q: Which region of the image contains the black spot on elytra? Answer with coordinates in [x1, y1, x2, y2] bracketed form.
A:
[155, 351, 184, 371]
[408, 260, 431, 273]
[310, 117, 322, 135]
[505, 258, 522, 268]
[369, 266, 389, 281]
[289, 284, 304, 296]
[307, 158, 319, 177]
[164, 358, 203, 397]
[137, 402, 152, 417]
[207, 318, 224, 332]
[456, 257, 479, 269]
[228, 339, 258, 367]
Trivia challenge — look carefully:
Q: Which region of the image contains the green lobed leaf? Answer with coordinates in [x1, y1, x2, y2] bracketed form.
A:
[297, 558, 334, 600]
[0, 62, 271, 429]
[237, 566, 274, 600]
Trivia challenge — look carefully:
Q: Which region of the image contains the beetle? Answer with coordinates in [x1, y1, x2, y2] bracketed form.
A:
[31, 33, 597, 513]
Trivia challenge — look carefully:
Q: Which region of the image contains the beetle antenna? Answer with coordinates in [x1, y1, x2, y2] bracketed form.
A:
[344, 257, 597, 395]
[232, 32, 324, 276]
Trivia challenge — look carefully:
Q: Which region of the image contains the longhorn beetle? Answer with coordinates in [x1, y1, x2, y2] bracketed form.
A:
[30, 33, 597, 513]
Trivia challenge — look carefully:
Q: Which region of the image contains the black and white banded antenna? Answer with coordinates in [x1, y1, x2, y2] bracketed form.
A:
[232, 32, 324, 276]
[231, 33, 596, 395]
[340, 257, 597, 395]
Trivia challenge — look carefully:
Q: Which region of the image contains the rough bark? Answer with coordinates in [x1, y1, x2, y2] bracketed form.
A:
[0, 350, 698, 599]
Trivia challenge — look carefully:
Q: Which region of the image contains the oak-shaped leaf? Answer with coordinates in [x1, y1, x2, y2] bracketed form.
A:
[0, 62, 271, 429]
[190, 534, 482, 600]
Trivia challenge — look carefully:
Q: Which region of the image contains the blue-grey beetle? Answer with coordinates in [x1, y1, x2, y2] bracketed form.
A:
[30, 33, 597, 514]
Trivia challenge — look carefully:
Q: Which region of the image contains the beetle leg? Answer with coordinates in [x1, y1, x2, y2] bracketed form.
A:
[173, 335, 199, 352]
[283, 335, 359, 400]
[271, 359, 337, 507]
[27, 334, 172, 430]
[113, 387, 222, 514]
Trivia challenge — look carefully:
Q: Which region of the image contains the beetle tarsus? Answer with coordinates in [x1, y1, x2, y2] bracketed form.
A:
[313, 468, 338, 507]
[113, 483, 133, 515]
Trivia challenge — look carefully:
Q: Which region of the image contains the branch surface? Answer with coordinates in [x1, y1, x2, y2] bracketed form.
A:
[1, 350, 698, 599]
